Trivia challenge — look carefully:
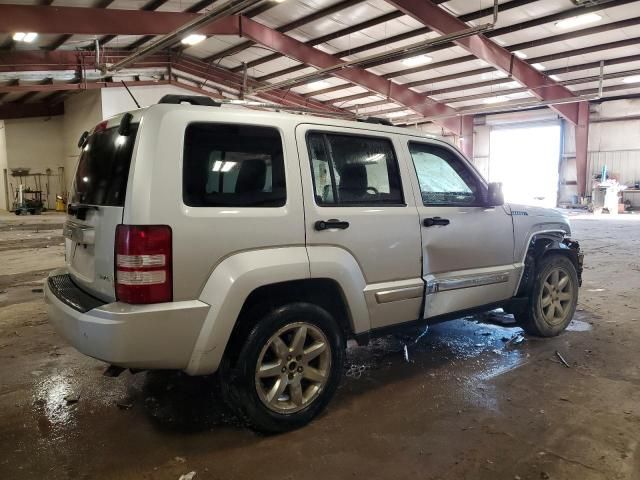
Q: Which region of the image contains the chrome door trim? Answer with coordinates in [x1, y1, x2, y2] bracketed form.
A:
[375, 285, 424, 304]
[428, 272, 510, 293]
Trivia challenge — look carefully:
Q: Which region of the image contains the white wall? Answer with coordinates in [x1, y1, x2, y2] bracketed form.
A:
[101, 84, 197, 119]
[0, 121, 7, 210]
[4, 116, 65, 210]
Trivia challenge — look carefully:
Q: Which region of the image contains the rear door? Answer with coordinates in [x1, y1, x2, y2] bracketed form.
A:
[296, 124, 423, 329]
[402, 138, 518, 320]
[64, 115, 139, 302]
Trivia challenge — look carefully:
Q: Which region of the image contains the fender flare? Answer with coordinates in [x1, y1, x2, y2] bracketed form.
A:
[185, 246, 370, 375]
[516, 232, 583, 296]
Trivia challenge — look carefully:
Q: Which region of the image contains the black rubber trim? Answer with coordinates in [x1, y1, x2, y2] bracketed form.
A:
[48, 274, 107, 313]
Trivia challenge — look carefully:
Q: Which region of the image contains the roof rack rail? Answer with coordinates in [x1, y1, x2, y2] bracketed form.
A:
[158, 95, 221, 106]
[356, 116, 393, 126]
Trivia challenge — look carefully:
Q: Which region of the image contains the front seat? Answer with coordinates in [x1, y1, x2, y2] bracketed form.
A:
[338, 163, 368, 202]
[235, 159, 267, 193]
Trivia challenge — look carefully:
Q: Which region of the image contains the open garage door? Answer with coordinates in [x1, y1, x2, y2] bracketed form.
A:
[489, 123, 562, 208]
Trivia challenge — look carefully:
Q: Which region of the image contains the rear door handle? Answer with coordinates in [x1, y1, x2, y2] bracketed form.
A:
[315, 219, 350, 231]
[423, 217, 450, 227]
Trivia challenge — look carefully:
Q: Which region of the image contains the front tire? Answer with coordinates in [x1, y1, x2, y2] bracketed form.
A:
[516, 254, 579, 337]
[223, 302, 344, 433]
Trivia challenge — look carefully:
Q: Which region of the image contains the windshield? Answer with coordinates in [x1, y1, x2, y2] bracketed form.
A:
[72, 123, 139, 206]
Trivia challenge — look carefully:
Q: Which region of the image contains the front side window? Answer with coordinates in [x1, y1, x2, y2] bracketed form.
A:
[183, 123, 285, 207]
[308, 132, 403, 206]
[409, 142, 482, 206]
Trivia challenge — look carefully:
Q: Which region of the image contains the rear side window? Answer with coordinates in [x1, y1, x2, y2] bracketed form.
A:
[72, 124, 139, 206]
[307, 132, 403, 206]
[183, 123, 286, 207]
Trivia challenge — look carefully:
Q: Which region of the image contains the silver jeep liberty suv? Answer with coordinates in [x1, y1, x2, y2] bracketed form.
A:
[46, 95, 583, 432]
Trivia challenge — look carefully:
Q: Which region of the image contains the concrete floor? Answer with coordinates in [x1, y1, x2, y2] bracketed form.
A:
[0, 211, 638, 480]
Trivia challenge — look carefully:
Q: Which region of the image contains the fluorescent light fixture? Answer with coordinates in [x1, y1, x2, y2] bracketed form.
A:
[364, 154, 385, 163]
[386, 111, 408, 118]
[622, 75, 640, 84]
[221, 161, 237, 172]
[212, 161, 237, 172]
[484, 96, 507, 104]
[402, 55, 433, 67]
[308, 80, 330, 90]
[549, 74, 561, 81]
[556, 13, 601, 30]
[275, 0, 287, 3]
[495, 71, 508, 78]
[514, 51, 527, 59]
[181, 34, 206, 46]
[494, 38, 506, 46]
[532, 63, 546, 71]
[13, 32, 38, 42]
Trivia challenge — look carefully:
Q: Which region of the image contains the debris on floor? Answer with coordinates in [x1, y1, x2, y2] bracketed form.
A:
[555, 351, 571, 368]
[505, 334, 526, 348]
[64, 393, 80, 404]
[178, 472, 196, 480]
[116, 401, 134, 410]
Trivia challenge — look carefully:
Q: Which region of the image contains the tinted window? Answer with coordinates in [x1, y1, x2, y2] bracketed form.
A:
[308, 132, 403, 206]
[72, 124, 138, 206]
[409, 143, 481, 206]
[183, 123, 285, 207]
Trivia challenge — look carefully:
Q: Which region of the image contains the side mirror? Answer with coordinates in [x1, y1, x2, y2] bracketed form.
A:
[486, 182, 504, 206]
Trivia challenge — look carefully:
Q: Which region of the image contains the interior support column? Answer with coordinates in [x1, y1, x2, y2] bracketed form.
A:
[575, 101, 590, 198]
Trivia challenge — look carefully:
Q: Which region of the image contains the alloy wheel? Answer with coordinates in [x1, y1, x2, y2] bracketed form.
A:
[255, 322, 331, 414]
[539, 267, 574, 325]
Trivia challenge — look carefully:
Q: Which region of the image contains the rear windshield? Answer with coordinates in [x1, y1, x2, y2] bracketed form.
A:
[72, 124, 139, 206]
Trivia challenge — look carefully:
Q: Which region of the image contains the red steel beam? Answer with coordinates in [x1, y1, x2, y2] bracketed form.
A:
[236, 16, 462, 134]
[0, 50, 170, 73]
[0, 50, 346, 115]
[575, 102, 589, 197]
[386, 0, 580, 125]
[0, 5, 466, 132]
[0, 4, 239, 36]
[0, 80, 171, 94]
[0, 102, 64, 120]
[171, 56, 348, 114]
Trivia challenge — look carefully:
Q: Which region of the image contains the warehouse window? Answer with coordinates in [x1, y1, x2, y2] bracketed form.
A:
[183, 123, 286, 207]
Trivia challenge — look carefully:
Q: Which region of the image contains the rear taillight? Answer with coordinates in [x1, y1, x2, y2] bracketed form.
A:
[115, 225, 172, 304]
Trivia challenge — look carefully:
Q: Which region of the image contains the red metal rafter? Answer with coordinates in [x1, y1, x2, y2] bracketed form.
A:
[386, 0, 580, 124]
[0, 5, 239, 36]
[0, 50, 347, 116]
[235, 16, 462, 133]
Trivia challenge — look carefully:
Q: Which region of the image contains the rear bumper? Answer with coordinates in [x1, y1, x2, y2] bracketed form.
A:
[45, 268, 210, 370]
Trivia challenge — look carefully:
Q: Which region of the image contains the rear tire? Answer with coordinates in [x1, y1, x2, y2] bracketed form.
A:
[516, 254, 578, 337]
[222, 302, 344, 433]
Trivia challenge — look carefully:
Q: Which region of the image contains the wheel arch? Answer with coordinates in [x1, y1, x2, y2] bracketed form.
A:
[185, 246, 369, 375]
[516, 232, 582, 297]
[222, 278, 354, 367]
